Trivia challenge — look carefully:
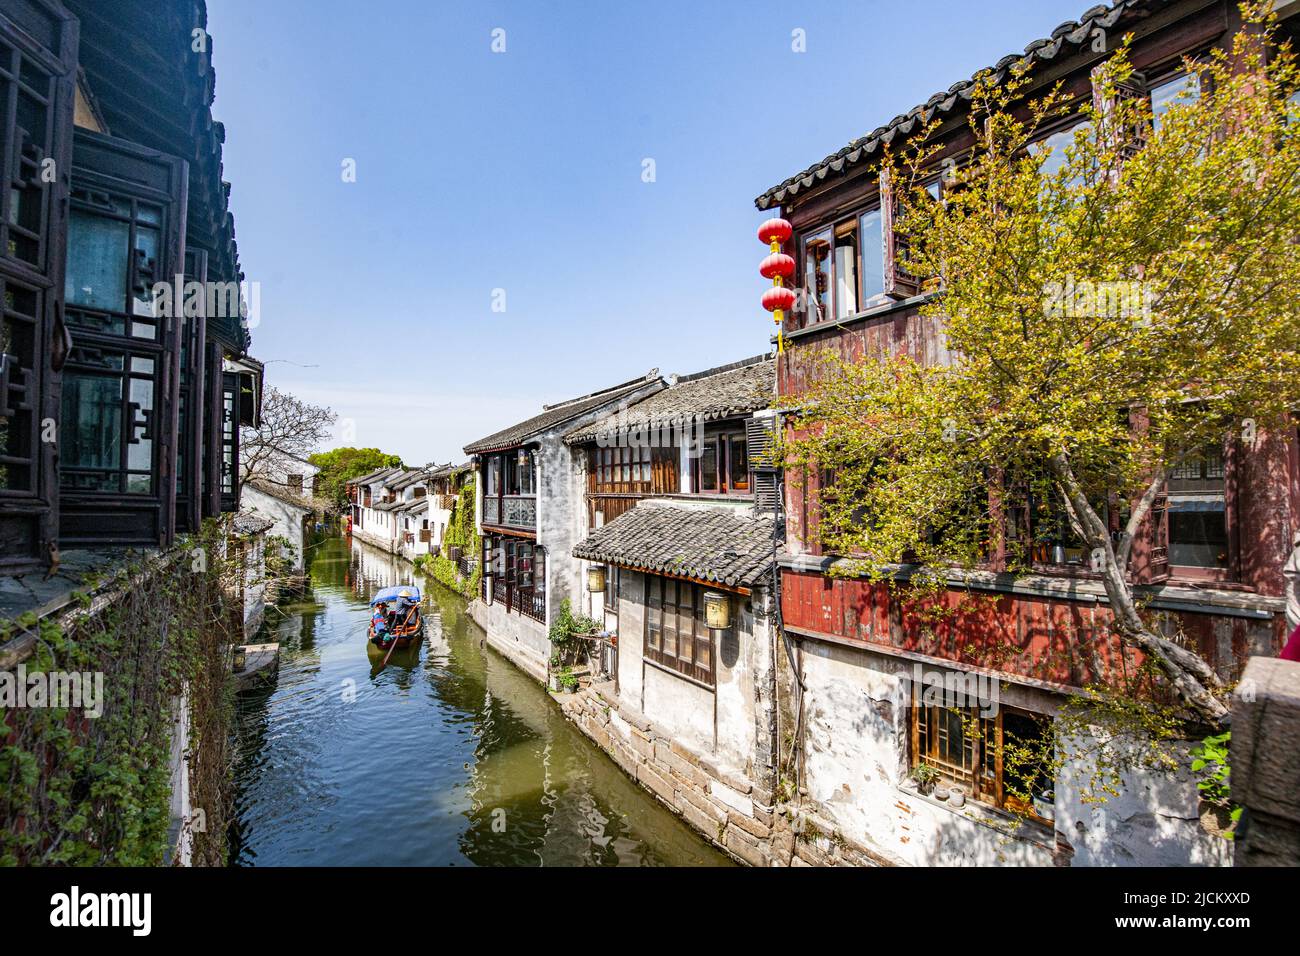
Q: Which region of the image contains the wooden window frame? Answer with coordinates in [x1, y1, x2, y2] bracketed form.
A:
[797, 198, 888, 329]
[644, 573, 714, 687]
[0, 3, 76, 572]
[690, 424, 751, 496]
[910, 702, 1052, 822]
[58, 129, 187, 548]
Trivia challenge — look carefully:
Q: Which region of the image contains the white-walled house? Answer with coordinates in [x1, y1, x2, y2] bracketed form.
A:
[463, 371, 664, 681]
[240, 452, 324, 572]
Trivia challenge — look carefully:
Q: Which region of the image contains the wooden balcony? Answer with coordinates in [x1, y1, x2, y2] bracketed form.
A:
[481, 494, 536, 531]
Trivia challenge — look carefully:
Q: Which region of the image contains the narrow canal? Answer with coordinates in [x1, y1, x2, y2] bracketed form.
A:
[230, 535, 729, 866]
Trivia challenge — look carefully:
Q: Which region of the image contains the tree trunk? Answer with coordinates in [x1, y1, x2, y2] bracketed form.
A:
[1047, 453, 1228, 725]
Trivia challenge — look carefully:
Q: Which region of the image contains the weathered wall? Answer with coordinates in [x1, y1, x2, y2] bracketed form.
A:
[790, 637, 1229, 866]
[1233, 655, 1300, 866]
[468, 597, 549, 683]
[242, 485, 308, 571]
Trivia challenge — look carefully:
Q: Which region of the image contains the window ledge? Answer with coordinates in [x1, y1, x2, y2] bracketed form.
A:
[776, 291, 939, 344]
[898, 782, 1055, 850]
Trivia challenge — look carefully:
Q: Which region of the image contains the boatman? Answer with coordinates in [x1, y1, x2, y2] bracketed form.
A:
[394, 588, 420, 633]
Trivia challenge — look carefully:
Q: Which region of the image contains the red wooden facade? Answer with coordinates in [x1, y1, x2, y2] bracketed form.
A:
[769, 0, 1297, 689]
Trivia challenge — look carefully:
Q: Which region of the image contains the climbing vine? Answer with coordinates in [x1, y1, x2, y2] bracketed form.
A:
[0, 520, 240, 865]
[416, 483, 481, 599]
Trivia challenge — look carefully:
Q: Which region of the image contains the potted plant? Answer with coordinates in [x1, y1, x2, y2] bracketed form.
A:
[558, 668, 579, 694]
[910, 762, 940, 796]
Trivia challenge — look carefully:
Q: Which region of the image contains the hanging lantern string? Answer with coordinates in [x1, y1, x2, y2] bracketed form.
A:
[757, 218, 794, 354]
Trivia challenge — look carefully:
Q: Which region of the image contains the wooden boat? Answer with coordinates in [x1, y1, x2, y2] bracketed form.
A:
[368, 585, 425, 651]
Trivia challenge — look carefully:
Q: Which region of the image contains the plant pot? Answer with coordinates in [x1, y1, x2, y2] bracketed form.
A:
[1033, 790, 1055, 822]
[934, 785, 950, 801]
[948, 787, 966, 808]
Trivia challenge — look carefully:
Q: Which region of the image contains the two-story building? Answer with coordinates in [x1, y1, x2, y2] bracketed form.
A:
[463, 371, 663, 681]
[750, 0, 1299, 866]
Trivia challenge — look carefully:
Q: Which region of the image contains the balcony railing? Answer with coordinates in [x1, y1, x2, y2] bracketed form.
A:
[487, 577, 546, 624]
[482, 494, 536, 530]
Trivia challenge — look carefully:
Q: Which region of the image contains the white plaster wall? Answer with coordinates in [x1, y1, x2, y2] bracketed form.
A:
[643, 663, 715, 752]
[612, 570, 771, 776]
[242, 485, 308, 571]
[796, 638, 1230, 867]
[1056, 734, 1231, 866]
[469, 596, 550, 682]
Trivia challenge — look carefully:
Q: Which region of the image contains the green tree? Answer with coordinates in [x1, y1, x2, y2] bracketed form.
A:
[309, 447, 403, 514]
[782, 5, 1300, 726]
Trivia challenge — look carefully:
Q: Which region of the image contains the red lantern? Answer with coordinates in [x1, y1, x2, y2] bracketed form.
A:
[757, 218, 793, 245]
[759, 253, 796, 280]
[758, 216, 795, 354]
[761, 287, 796, 313]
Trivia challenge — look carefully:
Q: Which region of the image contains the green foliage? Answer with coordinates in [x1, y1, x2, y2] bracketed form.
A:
[548, 598, 598, 667]
[1191, 731, 1241, 838]
[264, 534, 297, 579]
[910, 761, 940, 790]
[415, 482, 481, 599]
[0, 522, 238, 865]
[781, 5, 1298, 724]
[308, 446, 403, 514]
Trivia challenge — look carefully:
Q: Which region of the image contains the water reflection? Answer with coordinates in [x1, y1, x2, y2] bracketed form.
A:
[230, 535, 729, 867]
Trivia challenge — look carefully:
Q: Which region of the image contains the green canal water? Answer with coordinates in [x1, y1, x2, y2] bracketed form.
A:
[230, 535, 730, 866]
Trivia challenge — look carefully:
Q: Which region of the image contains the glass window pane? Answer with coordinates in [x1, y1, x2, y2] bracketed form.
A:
[803, 231, 831, 324]
[701, 440, 718, 491]
[834, 225, 857, 319]
[132, 226, 160, 316]
[65, 210, 129, 311]
[61, 373, 122, 471]
[859, 209, 884, 300]
[127, 376, 153, 480]
[1151, 73, 1200, 131]
[729, 435, 749, 492]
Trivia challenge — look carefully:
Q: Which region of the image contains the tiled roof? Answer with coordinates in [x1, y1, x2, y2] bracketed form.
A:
[428, 461, 472, 480]
[232, 512, 275, 536]
[464, 372, 663, 454]
[387, 469, 430, 492]
[755, 0, 1155, 209]
[349, 466, 402, 487]
[573, 502, 776, 589]
[246, 478, 318, 511]
[567, 355, 775, 445]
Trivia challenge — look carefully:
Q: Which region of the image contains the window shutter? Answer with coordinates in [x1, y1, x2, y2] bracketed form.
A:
[1091, 63, 1148, 163]
[747, 413, 781, 511]
[881, 167, 921, 300]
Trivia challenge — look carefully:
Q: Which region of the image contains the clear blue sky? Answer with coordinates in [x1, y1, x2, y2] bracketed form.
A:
[206, 0, 1089, 465]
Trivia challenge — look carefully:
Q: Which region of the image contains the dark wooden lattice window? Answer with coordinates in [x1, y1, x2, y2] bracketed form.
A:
[58, 129, 187, 547]
[220, 370, 238, 513]
[644, 574, 714, 686]
[0, 1, 76, 571]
